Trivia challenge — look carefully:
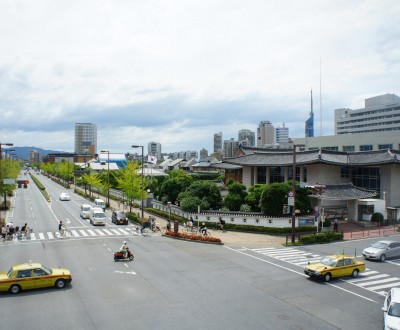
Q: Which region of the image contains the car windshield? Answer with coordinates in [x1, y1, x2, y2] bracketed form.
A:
[117, 212, 126, 218]
[371, 242, 388, 249]
[7, 268, 13, 277]
[320, 257, 338, 267]
[95, 213, 105, 218]
[41, 265, 53, 274]
[388, 302, 400, 317]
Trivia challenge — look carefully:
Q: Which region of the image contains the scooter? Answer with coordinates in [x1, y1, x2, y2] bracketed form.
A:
[114, 248, 134, 261]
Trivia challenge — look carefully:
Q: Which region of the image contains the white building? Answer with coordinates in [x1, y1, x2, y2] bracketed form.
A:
[214, 132, 223, 153]
[148, 141, 162, 161]
[75, 123, 97, 154]
[257, 121, 275, 148]
[275, 123, 289, 144]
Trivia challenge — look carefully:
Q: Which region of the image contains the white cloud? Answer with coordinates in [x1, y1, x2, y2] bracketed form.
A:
[0, 0, 399, 153]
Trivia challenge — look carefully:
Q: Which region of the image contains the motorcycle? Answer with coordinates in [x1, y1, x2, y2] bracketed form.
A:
[114, 248, 134, 261]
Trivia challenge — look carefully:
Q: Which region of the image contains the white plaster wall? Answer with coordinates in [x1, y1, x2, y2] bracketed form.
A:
[381, 165, 400, 207]
[306, 164, 348, 185]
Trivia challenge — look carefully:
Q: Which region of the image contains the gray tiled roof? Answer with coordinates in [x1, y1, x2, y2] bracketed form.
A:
[224, 148, 400, 167]
[311, 183, 377, 200]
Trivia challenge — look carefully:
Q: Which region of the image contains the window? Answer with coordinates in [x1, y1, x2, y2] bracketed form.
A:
[378, 144, 393, 150]
[322, 146, 338, 151]
[288, 166, 300, 182]
[343, 146, 355, 152]
[344, 259, 354, 266]
[270, 167, 285, 183]
[257, 167, 267, 184]
[34, 268, 48, 276]
[336, 260, 344, 267]
[341, 166, 350, 178]
[351, 167, 380, 191]
[360, 145, 373, 151]
[17, 270, 32, 278]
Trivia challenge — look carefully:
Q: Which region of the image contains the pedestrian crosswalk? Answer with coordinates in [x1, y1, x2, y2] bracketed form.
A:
[8, 226, 145, 242]
[247, 247, 400, 296]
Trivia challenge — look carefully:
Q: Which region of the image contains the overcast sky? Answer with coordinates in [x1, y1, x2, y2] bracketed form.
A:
[1, 0, 399, 154]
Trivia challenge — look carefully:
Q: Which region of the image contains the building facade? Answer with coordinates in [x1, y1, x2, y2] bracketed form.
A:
[214, 132, 223, 153]
[148, 141, 162, 161]
[275, 123, 289, 144]
[257, 121, 275, 148]
[223, 138, 240, 158]
[238, 129, 255, 147]
[75, 123, 97, 154]
[334, 94, 400, 135]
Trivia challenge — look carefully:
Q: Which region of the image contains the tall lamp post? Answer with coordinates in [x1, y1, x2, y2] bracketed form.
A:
[100, 150, 110, 207]
[132, 145, 144, 221]
[0, 143, 13, 218]
[291, 144, 305, 244]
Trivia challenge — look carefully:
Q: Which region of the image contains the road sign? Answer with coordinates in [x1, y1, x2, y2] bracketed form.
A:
[288, 196, 294, 206]
[3, 179, 15, 184]
[288, 191, 294, 197]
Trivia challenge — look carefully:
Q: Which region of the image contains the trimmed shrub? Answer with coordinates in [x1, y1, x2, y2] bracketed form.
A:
[371, 212, 384, 224]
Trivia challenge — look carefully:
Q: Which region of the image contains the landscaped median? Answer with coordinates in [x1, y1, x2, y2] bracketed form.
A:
[163, 230, 223, 245]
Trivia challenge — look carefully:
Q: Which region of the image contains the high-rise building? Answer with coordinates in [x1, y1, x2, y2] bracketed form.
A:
[199, 148, 208, 161]
[238, 129, 255, 146]
[335, 94, 400, 135]
[214, 132, 223, 153]
[29, 150, 40, 164]
[148, 141, 162, 161]
[223, 138, 240, 158]
[275, 123, 289, 144]
[305, 90, 314, 137]
[257, 121, 275, 148]
[75, 123, 97, 154]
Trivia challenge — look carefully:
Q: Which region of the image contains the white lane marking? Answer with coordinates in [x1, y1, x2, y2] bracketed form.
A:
[347, 274, 389, 283]
[357, 277, 399, 287]
[103, 229, 113, 235]
[110, 229, 121, 235]
[30, 233, 36, 240]
[116, 228, 129, 235]
[367, 281, 400, 291]
[114, 271, 136, 275]
[95, 229, 106, 236]
[225, 246, 379, 303]
[71, 230, 80, 237]
[79, 230, 89, 237]
[87, 230, 97, 236]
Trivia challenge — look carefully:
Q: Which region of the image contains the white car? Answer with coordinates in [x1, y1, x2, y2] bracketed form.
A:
[383, 288, 400, 330]
[59, 193, 70, 201]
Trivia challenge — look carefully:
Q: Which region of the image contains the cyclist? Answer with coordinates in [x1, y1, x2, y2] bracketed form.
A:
[58, 221, 66, 237]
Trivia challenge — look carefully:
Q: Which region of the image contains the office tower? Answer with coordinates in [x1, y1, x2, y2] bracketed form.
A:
[223, 138, 240, 158]
[148, 141, 162, 161]
[275, 123, 289, 144]
[257, 121, 275, 148]
[238, 129, 255, 146]
[335, 94, 400, 135]
[199, 148, 208, 161]
[75, 123, 97, 154]
[305, 90, 314, 137]
[214, 132, 223, 153]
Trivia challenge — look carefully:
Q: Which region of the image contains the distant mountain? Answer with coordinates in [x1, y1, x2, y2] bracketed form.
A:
[4, 146, 66, 160]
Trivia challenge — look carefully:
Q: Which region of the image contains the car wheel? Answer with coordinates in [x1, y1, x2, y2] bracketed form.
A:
[380, 254, 386, 262]
[55, 279, 66, 289]
[114, 257, 118, 261]
[324, 273, 332, 282]
[9, 284, 21, 294]
[351, 269, 359, 278]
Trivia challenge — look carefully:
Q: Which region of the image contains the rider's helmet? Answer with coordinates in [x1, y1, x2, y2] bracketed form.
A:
[123, 241, 126, 244]
[202, 222, 205, 225]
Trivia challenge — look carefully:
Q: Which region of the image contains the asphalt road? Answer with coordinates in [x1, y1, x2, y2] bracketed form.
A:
[0, 172, 391, 330]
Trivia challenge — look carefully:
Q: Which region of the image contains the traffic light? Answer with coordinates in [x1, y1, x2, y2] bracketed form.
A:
[283, 205, 290, 214]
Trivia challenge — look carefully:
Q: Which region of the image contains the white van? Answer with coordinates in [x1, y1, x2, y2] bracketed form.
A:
[89, 207, 106, 226]
[94, 199, 106, 210]
[80, 204, 92, 219]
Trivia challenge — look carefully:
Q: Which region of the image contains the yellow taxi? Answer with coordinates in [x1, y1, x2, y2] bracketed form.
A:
[0, 262, 72, 294]
[304, 254, 365, 282]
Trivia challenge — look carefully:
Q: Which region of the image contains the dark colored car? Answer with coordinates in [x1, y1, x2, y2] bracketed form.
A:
[111, 211, 128, 225]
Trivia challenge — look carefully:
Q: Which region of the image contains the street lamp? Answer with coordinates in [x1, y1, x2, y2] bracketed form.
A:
[132, 145, 144, 221]
[291, 144, 305, 244]
[100, 150, 110, 207]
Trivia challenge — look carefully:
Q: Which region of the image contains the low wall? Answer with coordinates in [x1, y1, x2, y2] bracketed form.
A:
[152, 200, 312, 229]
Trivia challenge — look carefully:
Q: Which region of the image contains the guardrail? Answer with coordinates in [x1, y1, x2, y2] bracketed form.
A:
[343, 225, 399, 240]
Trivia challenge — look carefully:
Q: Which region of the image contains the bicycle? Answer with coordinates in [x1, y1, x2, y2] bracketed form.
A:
[213, 223, 227, 232]
[55, 227, 71, 239]
[133, 227, 148, 236]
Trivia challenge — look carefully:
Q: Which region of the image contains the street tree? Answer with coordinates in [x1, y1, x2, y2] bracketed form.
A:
[223, 181, 248, 211]
[178, 180, 222, 212]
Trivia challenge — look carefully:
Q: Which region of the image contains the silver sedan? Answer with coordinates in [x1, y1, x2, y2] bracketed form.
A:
[362, 240, 400, 262]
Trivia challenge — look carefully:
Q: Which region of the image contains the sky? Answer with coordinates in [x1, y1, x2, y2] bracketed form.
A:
[0, 0, 399, 154]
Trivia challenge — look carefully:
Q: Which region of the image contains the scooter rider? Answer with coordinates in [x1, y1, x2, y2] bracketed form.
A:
[120, 241, 128, 258]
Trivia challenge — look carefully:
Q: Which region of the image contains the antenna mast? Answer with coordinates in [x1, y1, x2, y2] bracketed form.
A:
[319, 58, 322, 136]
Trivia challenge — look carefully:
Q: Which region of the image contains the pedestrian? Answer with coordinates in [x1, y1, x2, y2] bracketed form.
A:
[333, 219, 338, 232]
[118, 201, 121, 209]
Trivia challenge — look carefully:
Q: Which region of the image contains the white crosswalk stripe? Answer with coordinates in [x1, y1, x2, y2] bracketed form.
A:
[248, 246, 399, 296]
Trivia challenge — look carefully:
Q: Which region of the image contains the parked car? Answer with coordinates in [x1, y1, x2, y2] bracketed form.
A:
[112, 211, 128, 225]
[383, 288, 400, 330]
[362, 240, 400, 262]
[0, 262, 72, 294]
[59, 192, 70, 201]
[304, 254, 365, 282]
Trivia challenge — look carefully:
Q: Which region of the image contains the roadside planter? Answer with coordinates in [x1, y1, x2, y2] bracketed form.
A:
[163, 230, 223, 245]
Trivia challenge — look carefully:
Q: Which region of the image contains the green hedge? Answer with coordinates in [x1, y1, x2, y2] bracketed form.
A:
[30, 174, 51, 201]
[299, 231, 343, 244]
